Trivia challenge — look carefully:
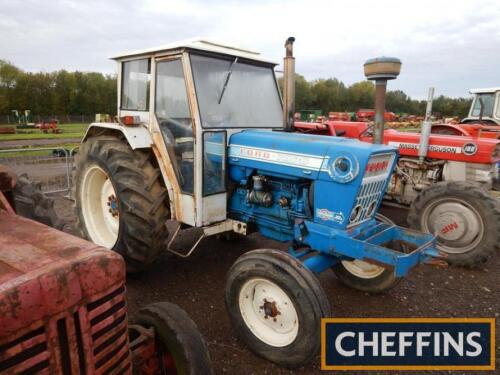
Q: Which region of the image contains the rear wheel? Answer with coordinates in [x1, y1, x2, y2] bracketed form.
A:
[134, 302, 213, 375]
[14, 173, 63, 229]
[332, 214, 401, 293]
[225, 249, 330, 368]
[73, 136, 169, 272]
[408, 181, 500, 266]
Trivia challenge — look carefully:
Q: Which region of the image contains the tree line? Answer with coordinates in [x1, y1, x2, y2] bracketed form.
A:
[0, 60, 116, 117]
[0, 60, 471, 119]
[284, 75, 472, 118]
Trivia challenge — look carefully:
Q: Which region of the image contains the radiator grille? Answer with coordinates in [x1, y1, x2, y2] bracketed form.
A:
[348, 153, 394, 227]
[0, 326, 50, 374]
[0, 284, 131, 375]
[87, 285, 131, 374]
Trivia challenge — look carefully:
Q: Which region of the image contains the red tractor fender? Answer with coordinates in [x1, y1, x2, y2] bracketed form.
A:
[431, 124, 471, 136]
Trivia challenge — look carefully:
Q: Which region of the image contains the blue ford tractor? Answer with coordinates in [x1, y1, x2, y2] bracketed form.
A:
[74, 37, 441, 367]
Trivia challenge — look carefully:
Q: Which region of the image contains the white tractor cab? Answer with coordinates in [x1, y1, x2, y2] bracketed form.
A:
[76, 39, 283, 266]
[463, 87, 500, 125]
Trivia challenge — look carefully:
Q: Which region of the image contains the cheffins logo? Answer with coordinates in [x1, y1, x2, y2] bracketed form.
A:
[321, 318, 495, 370]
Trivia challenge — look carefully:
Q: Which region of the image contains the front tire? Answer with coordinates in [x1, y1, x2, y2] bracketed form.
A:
[408, 181, 500, 267]
[73, 136, 169, 272]
[332, 214, 401, 293]
[225, 249, 330, 368]
[134, 302, 213, 375]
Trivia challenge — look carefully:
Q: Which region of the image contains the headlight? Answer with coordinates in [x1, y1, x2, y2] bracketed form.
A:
[327, 153, 359, 183]
[349, 205, 362, 223]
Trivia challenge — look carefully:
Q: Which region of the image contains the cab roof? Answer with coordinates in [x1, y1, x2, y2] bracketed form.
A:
[469, 87, 500, 94]
[111, 38, 278, 65]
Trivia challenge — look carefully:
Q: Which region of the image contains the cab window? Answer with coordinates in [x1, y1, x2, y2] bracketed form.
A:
[190, 54, 282, 128]
[155, 58, 194, 194]
[121, 59, 150, 111]
[496, 93, 500, 118]
[470, 93, 495, 117]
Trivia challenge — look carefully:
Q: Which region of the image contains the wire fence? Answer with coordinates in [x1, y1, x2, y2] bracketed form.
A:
[0, 147, 79, 195]
[0, 114, 95, 125]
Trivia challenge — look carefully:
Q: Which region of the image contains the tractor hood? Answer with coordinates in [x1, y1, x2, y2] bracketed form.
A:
[228, 130, 396, 181]
[0, 212, 125, 339]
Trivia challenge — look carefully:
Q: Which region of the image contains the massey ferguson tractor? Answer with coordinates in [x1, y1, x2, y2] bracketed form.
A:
[0, 169, 212, 374]
[295, 63, 500, 268]
[431, 87, 500, 139]
[72, 37, 444, 367]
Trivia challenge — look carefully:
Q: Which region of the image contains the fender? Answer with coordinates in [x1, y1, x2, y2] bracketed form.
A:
[82, 122, 153, 149]
[431, 124, 471, 136]
[82, 122, 180, 221]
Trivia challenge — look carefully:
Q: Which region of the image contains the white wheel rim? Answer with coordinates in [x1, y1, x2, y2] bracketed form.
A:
[340, 214, 390, 279]
[239, 278, 299, 347]
[80, 165, 119, 248]
[421, 197, 484, 254]
[341, 259, 386, 279]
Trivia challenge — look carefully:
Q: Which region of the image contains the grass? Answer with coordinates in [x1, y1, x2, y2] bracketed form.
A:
[0, 123, 88, 141]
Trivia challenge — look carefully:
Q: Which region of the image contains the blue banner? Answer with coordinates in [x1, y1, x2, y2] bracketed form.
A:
[321, 318, 495, 370]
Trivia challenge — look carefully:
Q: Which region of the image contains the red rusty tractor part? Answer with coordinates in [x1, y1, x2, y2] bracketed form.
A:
[0, 190, 212, 374]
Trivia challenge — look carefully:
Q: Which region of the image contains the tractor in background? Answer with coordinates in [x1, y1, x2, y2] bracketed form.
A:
[431, 87, 500, 139]
[0, 167, 212, 374]
[35, 119, 61, 133]
[295, 69, 500, 268]
[356, 108, 397, 122]
[72, 37, 444, 367]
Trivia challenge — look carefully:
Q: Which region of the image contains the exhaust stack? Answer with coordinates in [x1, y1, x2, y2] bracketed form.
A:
[283, 37, 296, 132]
[418, 87, 435, 162]
[364, 57, 402, 144]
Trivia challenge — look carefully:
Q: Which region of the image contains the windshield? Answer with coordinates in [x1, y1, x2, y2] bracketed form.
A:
[190, 54, 282, 128]
[471, 93, 495, 117]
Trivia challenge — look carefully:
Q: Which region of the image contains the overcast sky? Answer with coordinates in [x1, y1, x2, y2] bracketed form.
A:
[1, 0, 499, 98]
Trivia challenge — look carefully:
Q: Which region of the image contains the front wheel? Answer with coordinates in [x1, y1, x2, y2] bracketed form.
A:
[134, 302, 213, 375]
[225, 249, 330, 368]
[332, 214, 401, 293]
[408, 181, 500, 267]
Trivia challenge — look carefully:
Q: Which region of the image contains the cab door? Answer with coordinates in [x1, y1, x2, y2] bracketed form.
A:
[152, 53, 227, 227]
[152, 55, 197, 225]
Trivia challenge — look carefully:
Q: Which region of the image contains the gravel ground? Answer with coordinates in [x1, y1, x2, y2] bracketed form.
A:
[54, 196, 499, 375]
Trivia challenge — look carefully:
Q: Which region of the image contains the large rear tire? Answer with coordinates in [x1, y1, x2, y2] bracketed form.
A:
[225, 249, 330, 368]
[332, 214, 401, 293]
[408, 181, 500, 267]
[73, 136, 169, 272]
[14, 173, 63, 230]
[134, 302, 213, 375]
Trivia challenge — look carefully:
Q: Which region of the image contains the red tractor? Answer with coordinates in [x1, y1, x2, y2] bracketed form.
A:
[35, 120, 61, 134]
[0, 169, 212, 374]
[431, 87, 500, 139]
[294, 115, 500, 268]
[356, 108, 397, 122]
